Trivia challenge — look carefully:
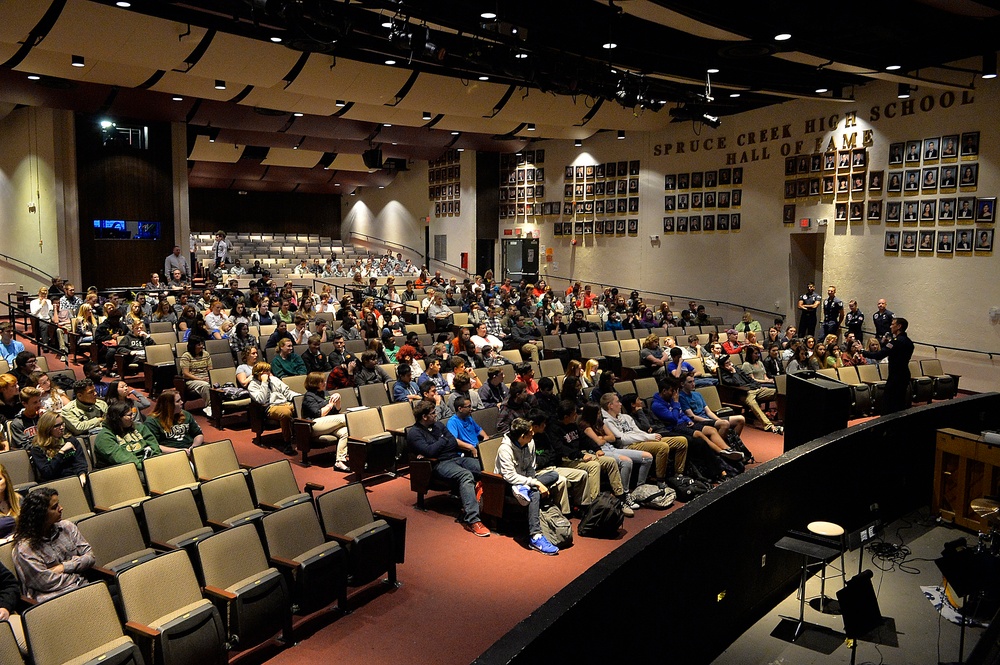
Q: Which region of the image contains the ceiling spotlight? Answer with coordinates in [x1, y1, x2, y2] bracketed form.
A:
[270, 36, 282, 43]
[336, 100, 346, 107]
[774, 33, 792, 41]
[983, 52, 997, 79]
[381, 21, 392, 28]
[702, 114, 721, 129]
[27, 74, 40, 80]
[115, 1, 131, 7]
[422, 111, 432, 120]
[514, 52, 528, 59]
[379, 185, 385, 189]
[383, 123, 392, 127]
[293, 112, 304, 117]
[602, 42, 617, 49]
[292, 145, 298, 149]
[215, 80, 226, 90]
[335, 183, 341, 186]
[71, 54, 85, 67]
[815, 87, 828, 93]
[478, 75, 489, 81]
[451, 131, 460, 135]
[457, 148, 465, 152]
[527, 123, 536, 131]
[574, 139, 582, 147]
[707, 67, 720, 74]
[897, 83, 911, 99]
[172, 96, 183, 101]
[385, 59, 396, 65]
[481, 11, 497, 19]
[729, 92, 740, 98]
[885, 64, 901, 71]
[209, 137, 215, 143]
[350, 190, 357, 196]
[617, 130, 625, 140]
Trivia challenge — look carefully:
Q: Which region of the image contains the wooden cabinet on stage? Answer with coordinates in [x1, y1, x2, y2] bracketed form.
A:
[933, 428, 1000, 531]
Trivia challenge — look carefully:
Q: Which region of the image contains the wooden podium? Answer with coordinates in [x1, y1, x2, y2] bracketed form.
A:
[933, 428, 1000, 531]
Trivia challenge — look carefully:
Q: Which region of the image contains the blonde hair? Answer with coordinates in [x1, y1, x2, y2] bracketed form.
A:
[0, 464, 22, 518]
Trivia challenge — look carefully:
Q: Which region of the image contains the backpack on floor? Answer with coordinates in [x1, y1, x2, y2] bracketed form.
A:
[727, 431, 755, 464]
[577, 492, 625, 538]
[630, 483, 676, 509]
[666, 474, 709, 502]
[539, 503, 573, 549]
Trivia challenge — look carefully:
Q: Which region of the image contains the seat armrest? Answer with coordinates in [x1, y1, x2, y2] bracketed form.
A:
[92, 566, 116, 581]
[206, 519, 230, 531]
[203, 585, 237, 601]
[125, 621, 160, 640]
[304, 481, 325, 493]
[325, 531, 352, 547]
[373, 509, 406, 524]
[149, 539, 180, 552]
[259, 501, 282, 512]
[269, 555, 301, 571]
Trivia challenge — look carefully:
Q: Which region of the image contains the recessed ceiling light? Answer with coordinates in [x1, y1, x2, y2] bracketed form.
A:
[602, 42, 617, 50]
[774, 33, 791, 41]
[292, 145, 298, 149]
[527, 123, 536, 131]
[336, 100, 346, 107]
[215, 80, 226, 90]
[886, 64, 901, 71]
[209, 138, 215, 143]
[451, 131, 460, 135]
[984, 72, 997, 80]
[71, 54, 85, 67]
[422, 111, 432, 120]
[391, 142, 397, 145]
[514, 52, 528, 59]
[379, 185, 385, 189]
[574, 139, 582, 147]
[270, 36, 282, 43]
[457, 148, 464, 152]
[27, 74, 40, 80]
[381, 21, 392, 28]
[815, 88, 828, 93]
[729, 92, 740, 98]
[293, 112, 303, 117]
[115, 1, 131, 7]
[617, 130, 625, 140]
[481, 12, 497, 19]
[384, 59, 396, 65]
[707, 67, 719, 74]
[383, 123, 392, 127]
[172, 96, 183, 101]
[478, 75, 489, 81]
[335, 183, 341, 186]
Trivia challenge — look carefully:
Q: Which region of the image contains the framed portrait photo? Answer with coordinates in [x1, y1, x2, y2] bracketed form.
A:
[887, 171, 903, 193]
[851, 148, 867, 169]
[704, 170, 717, 188]
[904, 170, 920, 192]
[809, 179, 821, 196]
[959, 163, 979, 188]
[901, 230, 917, 252]
[677, 194, 689, 211]
[867, 200, 883, 221]
[940, 165, 958, 188]
[785, 157, 797, 177]
[976, 197, 996, 222]
[905, 141, 921, 164]
[615, 219, 626, 235]
[851, 173, 865, 193]
[594, 220, 603, 235]
[594, 163, 604, 178]
[732, 168, 743, 184]
[689, 215, 701, 232]
[849, 201, 864, 222]
[785, 181, 797, 199]
[731, 190, 742, 207]
[921, 167, 938, 192]
[956, 229, 974, 251]
[783, 204, 796, 224]
[918, 230, 936, 251]
[939, 198, 956, 221]
[797, 155, 810, 174]
[718, 168, 732, 185]
[937, 230, 954, 254]
[838, 150, 851, 169]
[837, 174, 850, 193]
[886, 201, 901, 223]
[975, 228, 994, 251]
[585, 164, 595, 178]
[691, 192, 703, 209]
[869, 170, 884, 191]
[665, 195, 676, 212]
[595, 200, 605, 215]
[616, 198, 627, 214]
[629, 160, 640, 176]
[616, 179, 627, 196]
[665, 174, 676, 190]
[957, 196, 976, 221]
[676, 216, 688, 232]
[583, 220, 594, 234]
[628, 197, 639, 213]
[919, 200, 936, 222]
[617, 161, 628, 177]
[902, 201, 919, 222]
[606, 162, 617, 178]
[553, 221, 563, 237]
[835, 202, 847, 222]
[717, 213, 730, 230]
[810, 154, 823, 173]
[677, 173, 689, 189]
[923, 137, 940, 161]
[961, 131, 980, 157]
[884, 231, 900, 252]
[691, 171, 704, 188]
[718, 191, 731, 208]
[627, 218, 638, 234]
[824, 152, 837, 171]
[731, 214, 741, 230]
[703, 214, 715, 231]
[663, 216, 675, 233]
[575, 165, 585, 179]
[888, 142, 904, 166]
[704, 192, 716, 208]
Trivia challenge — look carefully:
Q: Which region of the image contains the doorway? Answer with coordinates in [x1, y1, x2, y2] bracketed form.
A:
[501, 238, 539, 283]
[788, 233, 824, 325]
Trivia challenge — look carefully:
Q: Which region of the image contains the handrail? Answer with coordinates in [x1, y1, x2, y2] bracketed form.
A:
[0, 251, 56, 282]
[348, 231, 470, 278]
[541, 272, 785, 321]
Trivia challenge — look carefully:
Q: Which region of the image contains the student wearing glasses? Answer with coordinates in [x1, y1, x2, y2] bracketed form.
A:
[27, 411, 88, 485]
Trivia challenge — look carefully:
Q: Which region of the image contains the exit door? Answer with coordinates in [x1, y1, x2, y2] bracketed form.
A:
[502, 238, 539, 283]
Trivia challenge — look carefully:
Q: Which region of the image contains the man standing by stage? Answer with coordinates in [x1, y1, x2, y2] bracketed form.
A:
[863, 317, 914, 414]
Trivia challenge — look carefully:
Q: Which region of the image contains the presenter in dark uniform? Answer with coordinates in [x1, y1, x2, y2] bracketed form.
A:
[821, 286, 845, 339]
[797, 283, 820, 339]
[863, 317, 914, 414]
[872, 299, 894, 342]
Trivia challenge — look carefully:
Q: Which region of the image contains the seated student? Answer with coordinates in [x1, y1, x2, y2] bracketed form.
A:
[270, 338, 307, 379]
[8, 352, 38, 390]
[392, 364, 422, 403]
[417, 358, 450, 395]
[447, 395, 488, 456]
[0, 463, 22, 542]
[93, 401, 162, 471]
[639, 334, 669, 377]
[588, 369, 620, 405]
[419, 380, 453, 420]
[762, 344, 786, 379]
[180, 336, 213, 418]
[297, 334, 329, 374]
[355, 350, 391, 387]
[721, 329, 745, 355]
[600, 392, 688, 486]
[785, 345, 811, 373]
[509, 313, 542, 363]
[0, 322, 25, 368]
[718, 356, 782, 434]
[532, 376, 560, 415]
[478, 367, 509, 408]
[264, 320, 293, 350]
[515, 362, 539, 395]
[116, 319, 151, 366]
[677, 373, 749, 455]
[62, 379, 107, 436]
[235, 347, 260, 389]
[288, 315, 310, 345]
[497, 381, 533, 434]
[9, 387, 42, 450]
[28, 412, 87, 485]
[407, 400, 490, 537]
[247, 362, 299, 456]
[301, 372, 349, 472]
[577, 403, 642, 513]
[735, 312, 762, 335]
[447, 374, 484, 412]
[144, 390, 204, 455]
[27, 370, 70, 415]
[228, 322, 258, 363]
[12, 488, 94, 603]
[666, 346, 718, 387]
[95, 308, 129, 374]
[494, 418, 562, 555]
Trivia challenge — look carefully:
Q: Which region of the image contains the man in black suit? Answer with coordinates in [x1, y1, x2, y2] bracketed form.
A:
[863, 318, 913, 414]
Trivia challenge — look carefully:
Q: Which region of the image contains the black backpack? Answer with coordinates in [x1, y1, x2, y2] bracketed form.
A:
[577, 491, 625, 538]
[666, 474, 710, 502]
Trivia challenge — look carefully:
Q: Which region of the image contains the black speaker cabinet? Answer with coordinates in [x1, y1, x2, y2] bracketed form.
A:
[783, 371, 851, 452]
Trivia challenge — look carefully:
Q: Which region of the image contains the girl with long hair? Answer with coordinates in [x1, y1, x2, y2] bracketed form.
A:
[145, 389, 205, 454]
[28, 411, 87, 484]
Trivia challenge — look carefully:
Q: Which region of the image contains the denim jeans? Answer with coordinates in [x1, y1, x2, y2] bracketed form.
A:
[526, 470, 560, 536]
[434, 456, 483, 524]
[601, 444, 652, 489]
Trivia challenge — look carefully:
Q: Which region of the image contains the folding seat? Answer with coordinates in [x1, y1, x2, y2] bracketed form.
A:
[117, 550, 227, 665]
[358, 382, 390, 408]
[856, 363, 887, 414]
[696, 386, 739, 417]
[836, 366, 872, 417]
[596, 330, 616, 343]
[379, 401, 417, 464]
[89, 464, 150, 511]
[200, 472, 264, 529]
[316, 483, 405, 587]
[76, 508, 159, 577]
[250, 460, 322, 510]
[0, 450, 36, 493]
[260, 502, 348, 614]
[30, 477, 94, 523]
[23, 582, 143, 665]
[191, 439, 244, 481]
[908, 360, 934, 404]
[618, 349, 647, 379]
[634, 377, 659, 402]
[197, 524, 292, 650]
[143, 451, 200, 496]
[539, 358, 564, 378]
[345, 408, 397, 481]
[920, 359, 959, 400]
[142, 488, 214, 552]
[0, 622, 23, 665]
[614, 380, 636, 397]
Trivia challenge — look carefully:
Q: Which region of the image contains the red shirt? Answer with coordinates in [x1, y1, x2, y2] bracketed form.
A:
[722, 340, 745, 355]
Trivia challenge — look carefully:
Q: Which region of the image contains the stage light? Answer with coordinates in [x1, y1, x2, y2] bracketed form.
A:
[293, 112, 303, 117]
[270, 36, 282, 43]
[729, 92, 740, 98]
[385, 59, 396, 65]
[172, 96, 183, 101]
[71, 55, 85, 67]
[885, 64, 901, 71]
[707, 67, 719, 74]
[602, 42, 617, 49]
[774, 33, 791, 41]
[617, 130, 625, 140]
[527, 123, 536, 131]
[574, 139, 582, 147]
[336, 100, 346, 107]
[215, 80, 226, 90]
[423, 111, 432, 120]
[897, 83, 910, 99]
[481, 11, 497, 19]
[815, 87, 828, 93]
[27, 74, 40, 80]
[982, 52, 997, 79]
